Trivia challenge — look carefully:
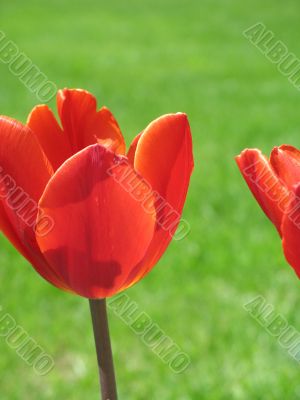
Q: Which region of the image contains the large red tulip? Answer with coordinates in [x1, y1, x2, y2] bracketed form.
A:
[0, 89, 194, 298]
[236, 146, 300, 278]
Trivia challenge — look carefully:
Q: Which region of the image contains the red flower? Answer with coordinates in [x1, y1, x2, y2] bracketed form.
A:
[0, 89, 194, 298]
[236, 146, 300, 278]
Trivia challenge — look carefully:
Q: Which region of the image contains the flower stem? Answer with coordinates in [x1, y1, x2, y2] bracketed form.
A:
[89, 298, 118, 400]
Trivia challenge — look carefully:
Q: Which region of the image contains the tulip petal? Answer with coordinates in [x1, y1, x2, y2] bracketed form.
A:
[27, 105, 72, 171]
[236, 149, 290, 235]
[270, 145, 300, 190]
[0, 116, 67, 289]
[36, 144, 156, 298]
[121, 113, 194, 287]
[57, 89, 125, 155]
[0, 116, 52, 201]
[127, 132, 142, 165]
[281, 183, 300, 278]
[89, 107, 126, 154]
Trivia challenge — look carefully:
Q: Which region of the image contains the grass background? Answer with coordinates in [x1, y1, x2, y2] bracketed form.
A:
[1, 0, 300, 398]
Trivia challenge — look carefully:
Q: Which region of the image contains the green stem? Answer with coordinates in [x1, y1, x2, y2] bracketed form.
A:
[89, 299, 118, 400]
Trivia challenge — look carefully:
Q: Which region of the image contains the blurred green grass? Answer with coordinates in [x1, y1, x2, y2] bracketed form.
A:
[1, 0, 300, 398]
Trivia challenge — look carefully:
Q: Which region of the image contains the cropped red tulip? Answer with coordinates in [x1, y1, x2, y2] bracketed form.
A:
[0, 89, 193, 298]
[236, 146, 300, 278]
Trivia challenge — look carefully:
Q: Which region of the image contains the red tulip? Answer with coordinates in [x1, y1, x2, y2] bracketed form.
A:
[236, 146, 300, 278]
[0, 89, 194, 298]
